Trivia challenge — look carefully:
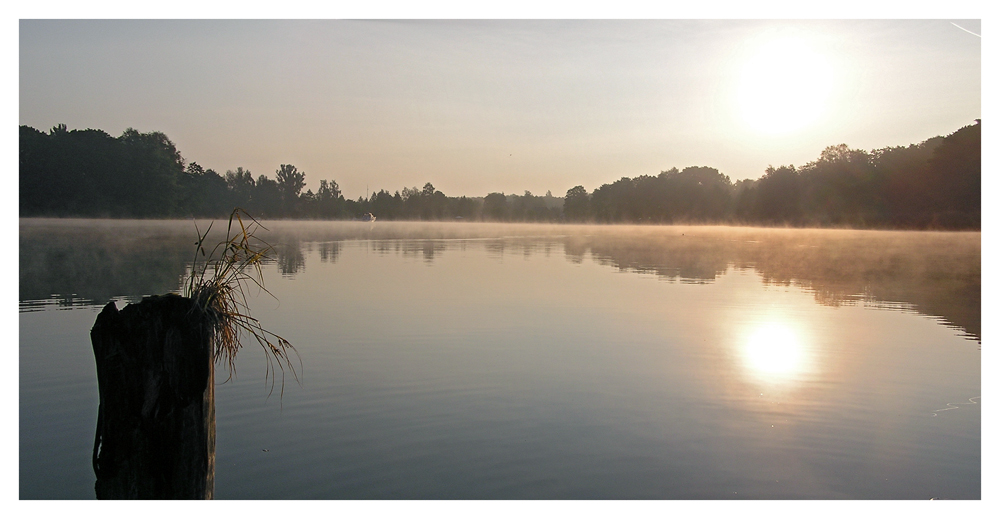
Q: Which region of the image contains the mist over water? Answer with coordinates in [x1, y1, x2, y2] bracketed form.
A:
[19, 219, 980, 499]
[21, 220, 980, 341]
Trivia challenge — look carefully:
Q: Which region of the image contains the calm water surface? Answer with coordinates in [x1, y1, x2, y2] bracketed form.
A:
[19, 220, 980, 499]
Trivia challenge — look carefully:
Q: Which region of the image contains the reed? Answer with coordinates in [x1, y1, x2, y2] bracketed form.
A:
[184, 208, 300, 395]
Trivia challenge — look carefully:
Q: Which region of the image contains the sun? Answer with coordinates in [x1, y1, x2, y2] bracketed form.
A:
[736, 36, 837, 136]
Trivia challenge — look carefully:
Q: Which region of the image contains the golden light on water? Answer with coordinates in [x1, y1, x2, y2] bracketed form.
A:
[740, 320, 811, 383]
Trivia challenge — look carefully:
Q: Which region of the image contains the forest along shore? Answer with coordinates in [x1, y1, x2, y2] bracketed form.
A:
[19, 120, 979, 229]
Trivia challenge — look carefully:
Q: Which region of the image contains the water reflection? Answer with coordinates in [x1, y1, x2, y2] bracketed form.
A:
[19, 220, 979, 342]
[317, 242, 341, 263]
[19, 219, 194, 308]
[273, 239, 306, 276]
[740, 320, 812, 383]
[19, 219, 981, 499]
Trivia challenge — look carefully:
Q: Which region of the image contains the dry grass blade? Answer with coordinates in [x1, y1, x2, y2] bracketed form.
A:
[184, 208, 301, 396]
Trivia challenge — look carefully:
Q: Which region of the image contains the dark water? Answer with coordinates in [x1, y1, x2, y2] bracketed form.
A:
[19, 219, 980, 499]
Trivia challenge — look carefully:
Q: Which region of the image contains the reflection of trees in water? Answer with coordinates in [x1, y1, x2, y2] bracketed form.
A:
[271, 239, 305, 276]
[355, 236, 548, 264]
[482, 239, 550, 262]
[751, 232, 979, 341]
[262, 228, 980, 342]
[484, 239, 506, 260]
[20, 220, 979, 341]
[586, 236, 731, 283]
[19, 221, 194, 309]
[518, 240, 550, 260]
[369, 240, 400, 256]
[563, 237, 588, 264]
[367, 239, 448, 263]
[317, 242, 341, 263]
[566, 228, 979, 341]
[411, 241, 447, 263]
[420, 241, 443, 263]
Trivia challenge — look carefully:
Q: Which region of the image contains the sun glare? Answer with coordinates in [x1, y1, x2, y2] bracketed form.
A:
[737, 36, 837, 136]
[741, 321, 809, 382]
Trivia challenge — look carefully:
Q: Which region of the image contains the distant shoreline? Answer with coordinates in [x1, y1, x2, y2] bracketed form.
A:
[17, 216, 981, 233]
[20, 121, 979, 230]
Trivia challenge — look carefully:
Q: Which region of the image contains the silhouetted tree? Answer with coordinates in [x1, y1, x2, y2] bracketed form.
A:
[314, 179, 344, 218]
[732, 179, 758, 223]
[370, 189, 400, 219]
[20, 124, 121, 215]
[225, 167, 256, 209]
[275, 164, 306, 214]
[798, 145, 878, 226]
[754, 165, 802, 224]
[658, 166, 734, 222]
[564, 185, 590, 221]
[483, 192, 508, 221]
[449, 196, 479, 220]
[251, 175, 282, 217]
[925, 120, 980, 227]
[118, 128, 185, 216]
[178, 162, 228, 217]
[590, 177, 637, 222]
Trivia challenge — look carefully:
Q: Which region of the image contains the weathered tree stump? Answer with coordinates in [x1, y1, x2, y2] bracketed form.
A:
[91, 294, 215, 499]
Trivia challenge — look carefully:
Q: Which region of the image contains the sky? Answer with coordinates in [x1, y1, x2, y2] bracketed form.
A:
[18, 18, 982, 200]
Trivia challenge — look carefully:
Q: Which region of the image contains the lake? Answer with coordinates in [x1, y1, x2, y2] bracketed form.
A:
[19, 219, 980, 499]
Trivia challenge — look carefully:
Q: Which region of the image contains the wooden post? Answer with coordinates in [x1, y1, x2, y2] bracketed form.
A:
[91, 294, 215, 499]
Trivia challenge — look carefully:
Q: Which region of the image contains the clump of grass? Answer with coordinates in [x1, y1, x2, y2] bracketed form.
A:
[184, 208, 300, 395]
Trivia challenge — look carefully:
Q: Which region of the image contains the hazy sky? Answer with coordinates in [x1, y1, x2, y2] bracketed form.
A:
[19, 19, 981, 199]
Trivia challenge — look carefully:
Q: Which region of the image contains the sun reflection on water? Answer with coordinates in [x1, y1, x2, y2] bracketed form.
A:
[740, 320, 813, 384]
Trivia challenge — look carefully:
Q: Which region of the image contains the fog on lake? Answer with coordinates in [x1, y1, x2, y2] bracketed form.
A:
[19, 219, 980, 499]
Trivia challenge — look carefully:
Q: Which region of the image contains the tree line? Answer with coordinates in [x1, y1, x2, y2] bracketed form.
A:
[19, 121, 979, 228]
[18, 124, 561, 221]
[566, 121, 980, 229]
[20, 124, 331, 219]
